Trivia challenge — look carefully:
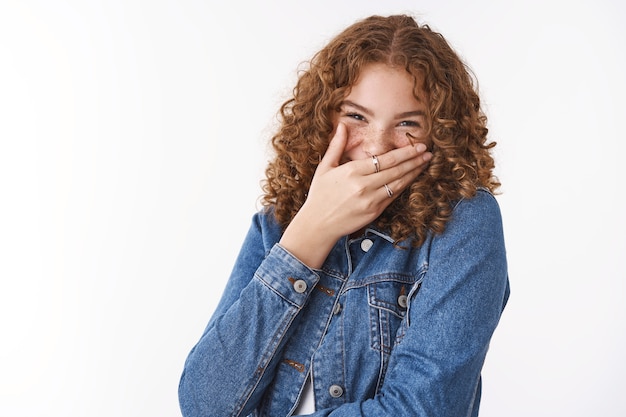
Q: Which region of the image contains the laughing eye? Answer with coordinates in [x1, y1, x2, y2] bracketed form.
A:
[399, 120, 420, 127]
[346, 112, 366, 121]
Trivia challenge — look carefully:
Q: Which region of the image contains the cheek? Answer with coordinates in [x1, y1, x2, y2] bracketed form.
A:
[404, 131, 432, 148]
[343, 126, 368, 151]
[338, 126, 368, 164]
[394, 132, 414, 147]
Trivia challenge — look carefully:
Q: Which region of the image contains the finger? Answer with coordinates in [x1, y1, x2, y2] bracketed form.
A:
[375, 150, 429, 184]
[381, 157, 430, 197]
[373, 142, 429, 173]
[319, 123, 348, 170]
[369, 154, 431, 203]
[383, 183, 394, 199]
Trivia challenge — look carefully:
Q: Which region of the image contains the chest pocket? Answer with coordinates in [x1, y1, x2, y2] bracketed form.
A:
[368, 278, 419, 355]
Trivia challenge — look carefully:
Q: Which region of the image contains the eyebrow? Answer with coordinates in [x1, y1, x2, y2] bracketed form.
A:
[341, 100, 426, 118]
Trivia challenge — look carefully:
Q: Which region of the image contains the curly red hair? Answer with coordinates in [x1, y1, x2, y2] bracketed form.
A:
[261, 14, 500, 246]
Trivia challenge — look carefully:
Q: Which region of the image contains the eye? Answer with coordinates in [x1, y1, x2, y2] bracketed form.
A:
[345, 112, 366, 121]
[399, 120, 421, 127]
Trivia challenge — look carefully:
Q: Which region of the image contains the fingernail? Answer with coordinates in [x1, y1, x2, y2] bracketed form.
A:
[423, 152, 432, 161]
[415, 143, 427, 152]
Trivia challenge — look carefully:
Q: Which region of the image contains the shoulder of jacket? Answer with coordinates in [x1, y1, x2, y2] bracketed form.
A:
[448, 189, 503, 230]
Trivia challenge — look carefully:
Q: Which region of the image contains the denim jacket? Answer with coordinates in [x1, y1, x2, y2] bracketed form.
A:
[179, 188, 510, 417]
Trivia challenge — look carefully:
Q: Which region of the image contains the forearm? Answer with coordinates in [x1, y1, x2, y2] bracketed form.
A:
[179, 244, 320, 417]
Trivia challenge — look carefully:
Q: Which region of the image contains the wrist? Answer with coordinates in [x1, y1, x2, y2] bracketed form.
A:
[279, 213, 339, 269]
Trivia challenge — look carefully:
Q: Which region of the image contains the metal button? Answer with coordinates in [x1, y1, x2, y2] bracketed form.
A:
[397, 294, 408, 309]
[333, 302, 342, 315]
[329, 384, 343, 398]
[360, 238, 373, 252]
[293, 279, 307, 293]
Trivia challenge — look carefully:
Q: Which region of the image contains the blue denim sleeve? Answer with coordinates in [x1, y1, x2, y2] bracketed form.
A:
[178, 212, 320, 417]
[311, 191, 510, 416]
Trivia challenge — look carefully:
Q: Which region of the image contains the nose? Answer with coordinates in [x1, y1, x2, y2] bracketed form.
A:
[361, 126, 395, 156]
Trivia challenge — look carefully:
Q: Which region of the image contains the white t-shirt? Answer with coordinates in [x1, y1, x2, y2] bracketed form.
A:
[293, 374, 315, 415]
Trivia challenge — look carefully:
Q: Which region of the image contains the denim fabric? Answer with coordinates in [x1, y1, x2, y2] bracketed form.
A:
[179, 189, 510, 417]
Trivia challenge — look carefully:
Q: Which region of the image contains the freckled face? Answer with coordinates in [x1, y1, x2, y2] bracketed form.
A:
[334, 63, 429, 163]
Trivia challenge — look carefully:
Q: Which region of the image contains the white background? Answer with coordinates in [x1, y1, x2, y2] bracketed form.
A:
[1, 0, 624, 416]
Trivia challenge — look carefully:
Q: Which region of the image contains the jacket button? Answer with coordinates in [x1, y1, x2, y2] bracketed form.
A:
[293, 279, 307, 293]
[329, 384, 343, 398]
[360, 238, 373, 252]
[397, 294, 408, 309]
[333, 302, 342, 315]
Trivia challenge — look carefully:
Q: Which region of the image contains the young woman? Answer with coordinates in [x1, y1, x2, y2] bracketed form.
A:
[179, 14, 510, 417]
